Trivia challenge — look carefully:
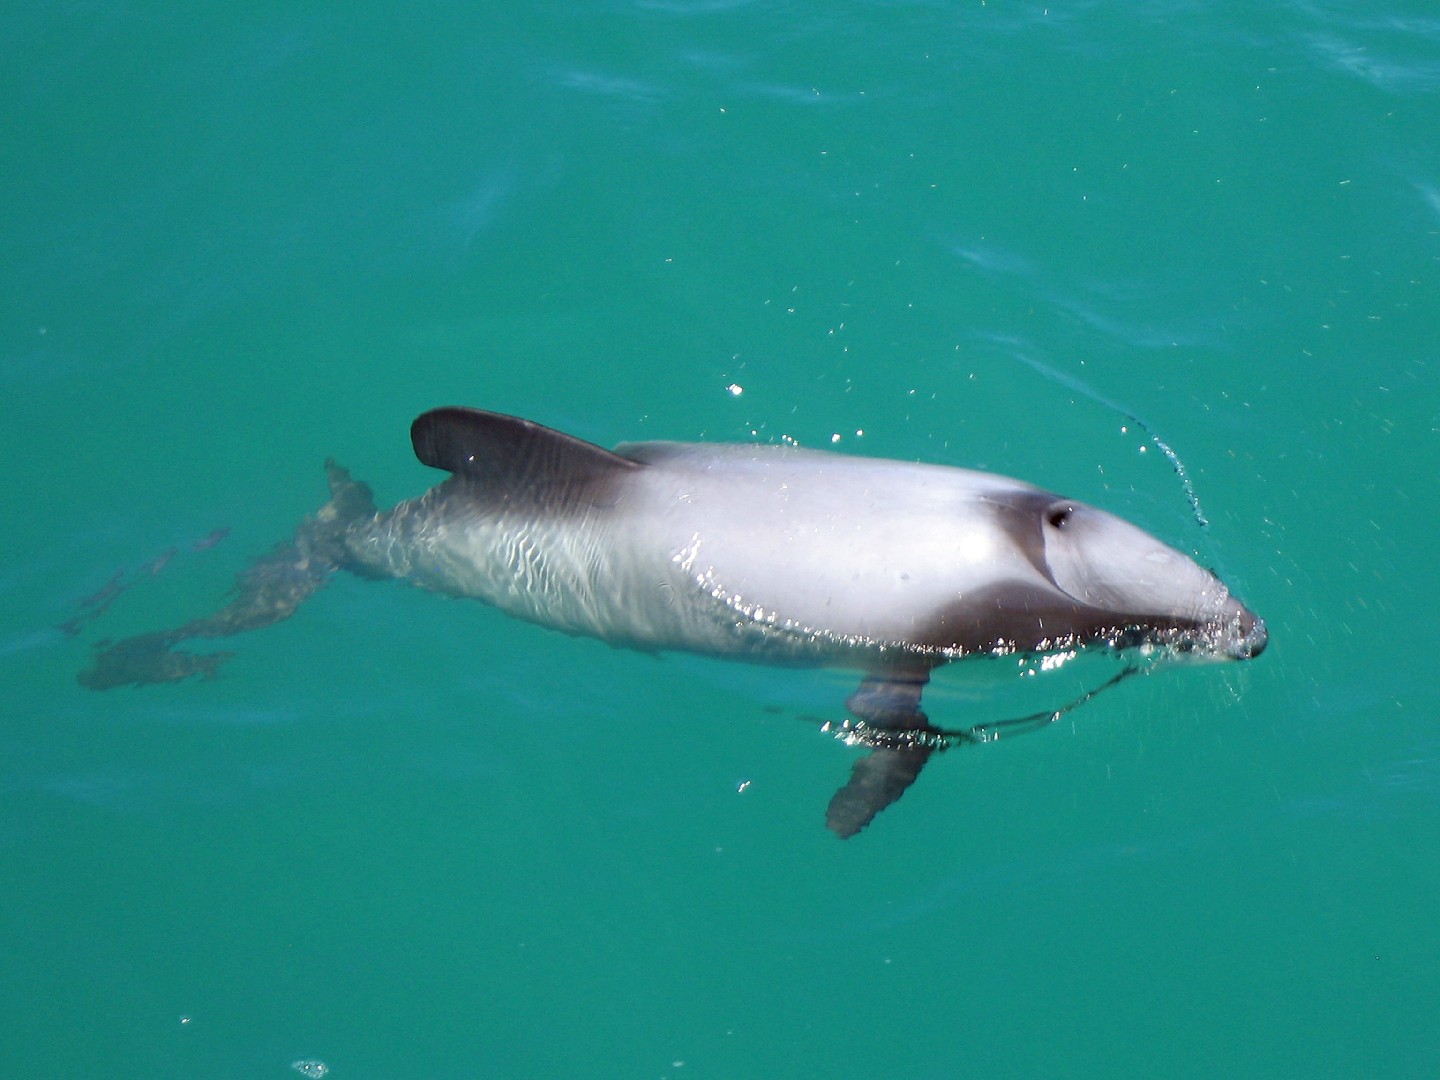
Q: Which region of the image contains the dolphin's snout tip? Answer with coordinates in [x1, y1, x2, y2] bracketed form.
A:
[1227, 607, 1267, 660]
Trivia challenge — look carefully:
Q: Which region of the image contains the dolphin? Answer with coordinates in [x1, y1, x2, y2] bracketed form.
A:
[80, 407, 1266, 836]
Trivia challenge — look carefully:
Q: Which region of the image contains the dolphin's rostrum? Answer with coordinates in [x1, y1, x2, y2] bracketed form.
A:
[81, 408, 1266, 836]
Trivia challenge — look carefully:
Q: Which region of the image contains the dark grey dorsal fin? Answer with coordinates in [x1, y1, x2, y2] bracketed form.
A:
[411, 408, 643, 496]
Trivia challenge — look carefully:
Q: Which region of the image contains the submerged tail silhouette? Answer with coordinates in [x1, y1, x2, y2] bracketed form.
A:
[79, 463, 377, 690]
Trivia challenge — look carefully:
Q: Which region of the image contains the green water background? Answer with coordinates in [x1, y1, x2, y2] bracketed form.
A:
[4, 2, 1437, 1077]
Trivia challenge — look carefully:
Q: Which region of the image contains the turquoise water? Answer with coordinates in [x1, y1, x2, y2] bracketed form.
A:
[4, 2, 1437, 1076]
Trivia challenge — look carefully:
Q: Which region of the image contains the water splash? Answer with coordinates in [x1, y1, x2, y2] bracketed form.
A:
[1011, 352, 1210, 529]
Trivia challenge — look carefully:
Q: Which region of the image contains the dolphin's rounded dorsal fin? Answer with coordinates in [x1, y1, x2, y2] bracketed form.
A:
[410, 407, 643, 493]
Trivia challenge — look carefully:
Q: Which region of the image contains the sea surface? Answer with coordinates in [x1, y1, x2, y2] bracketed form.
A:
[4, 3, 1437, 1077]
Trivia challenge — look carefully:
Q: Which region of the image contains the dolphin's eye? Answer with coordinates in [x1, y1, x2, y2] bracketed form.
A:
[1046, 504, 1074, 529]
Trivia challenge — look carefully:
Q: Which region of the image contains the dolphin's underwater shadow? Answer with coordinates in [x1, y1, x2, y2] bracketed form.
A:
[80, 407, 1267, 837]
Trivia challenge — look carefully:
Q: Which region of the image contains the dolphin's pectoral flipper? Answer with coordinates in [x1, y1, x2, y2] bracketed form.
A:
[78, 463, 378, 690]
[825, 671, 938, 838]
[826, 744, 937, 840]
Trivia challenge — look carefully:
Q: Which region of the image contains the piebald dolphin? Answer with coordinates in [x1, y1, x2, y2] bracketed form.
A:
[80, 407, 1267, 836]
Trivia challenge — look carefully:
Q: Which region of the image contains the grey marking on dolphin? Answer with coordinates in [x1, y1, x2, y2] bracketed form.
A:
[80, 407, 1267, 837]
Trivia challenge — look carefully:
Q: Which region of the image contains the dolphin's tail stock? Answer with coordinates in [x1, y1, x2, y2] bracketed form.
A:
[78, 462, 379, 690]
